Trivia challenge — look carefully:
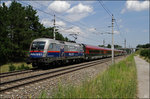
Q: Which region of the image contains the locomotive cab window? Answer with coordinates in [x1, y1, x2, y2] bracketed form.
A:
[31, 42, 45, 51]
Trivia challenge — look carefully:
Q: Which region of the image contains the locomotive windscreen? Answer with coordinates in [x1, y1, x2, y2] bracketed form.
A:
[31, 42, 45, 51]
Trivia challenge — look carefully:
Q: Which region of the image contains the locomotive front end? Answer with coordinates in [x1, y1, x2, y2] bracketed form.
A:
[27, 38, 48, 67]
[30, 42, 45, 58]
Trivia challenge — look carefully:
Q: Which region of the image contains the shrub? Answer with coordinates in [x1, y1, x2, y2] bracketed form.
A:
[140, 49, 150, 59]
[24, 65, 30, 70]
[17, 64, 30, 70]
[9, 64, 16, 71]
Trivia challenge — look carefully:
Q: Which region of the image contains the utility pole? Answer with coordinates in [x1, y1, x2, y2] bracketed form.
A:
[103, 39, 105, 47]
[111, 14, 114, 64]
[53, 14, 56, 40]
[124, 38, 126, 48]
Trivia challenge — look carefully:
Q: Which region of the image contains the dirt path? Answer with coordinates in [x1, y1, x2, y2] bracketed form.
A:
[134, 56, 149, 98]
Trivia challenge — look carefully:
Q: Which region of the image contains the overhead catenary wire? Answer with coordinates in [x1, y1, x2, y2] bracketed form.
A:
[114, 19, 125, 39]
[30, 1, 112, 39]
[20, 1, 126, 47]
[98, 0, 112, 17]
[20, 1, 86, 30]
[57, 25, 102, 43]
[98, 0, 126, 42]
[19, 1, 103, 44]
[33, 1, 98, 32]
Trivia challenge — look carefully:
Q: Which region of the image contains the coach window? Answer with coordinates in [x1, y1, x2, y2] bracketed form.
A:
[69, 46, 74, 51]
[49, 43, 56, 50]
[64, 45, 68, 51]
[49, 43, 53, 49]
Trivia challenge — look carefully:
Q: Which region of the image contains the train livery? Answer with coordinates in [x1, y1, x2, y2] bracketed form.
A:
[27, 38, 126, 67]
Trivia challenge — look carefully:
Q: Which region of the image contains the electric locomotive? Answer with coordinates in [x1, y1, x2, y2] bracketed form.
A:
[27, 38, 84, 67]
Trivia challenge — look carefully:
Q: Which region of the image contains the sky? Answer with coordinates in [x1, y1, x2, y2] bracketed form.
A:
[1, 0, 149, 48]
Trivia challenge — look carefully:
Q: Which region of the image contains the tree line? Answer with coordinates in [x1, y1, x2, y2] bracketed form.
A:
[136, 43, 150, 49]
[98, 44, 122, 49]
[0, 1, 69, 65]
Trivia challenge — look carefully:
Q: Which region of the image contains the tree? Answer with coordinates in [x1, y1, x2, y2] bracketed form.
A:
[106, 44, 122, 49]
[114, 45, 122, 49]
[107, 44, 111, 48]
[98, 45, 105, 47]
[7, 1, 46, 61]
[136, 43, 150, 48]
[0, 1, 70, 64]
[0, 3, 12, 64]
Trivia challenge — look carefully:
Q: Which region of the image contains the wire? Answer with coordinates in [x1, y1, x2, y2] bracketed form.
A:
[34, 1, 97, 32]
[98, 0, 112, 17]
[114, 19, 125, 39]
[20, 1, 121, 45]
[20, 1, 88, 30]
[98, 0, 126, 45]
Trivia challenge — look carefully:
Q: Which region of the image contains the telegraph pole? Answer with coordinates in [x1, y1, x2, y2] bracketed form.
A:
[111, 14, 114, 64]
[124, 38, 126, 48]
[103, 39, 105, 47]
[53, 14, 56, 40]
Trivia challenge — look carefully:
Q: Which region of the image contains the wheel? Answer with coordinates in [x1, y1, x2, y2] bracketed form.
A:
[32, 62, 38, 67]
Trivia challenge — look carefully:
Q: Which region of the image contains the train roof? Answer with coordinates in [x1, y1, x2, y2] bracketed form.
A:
[84, 44, 111, 51]
[84, 44, 123, 51]
[32, 38, 82, 46]
[32, 38, 123, 51]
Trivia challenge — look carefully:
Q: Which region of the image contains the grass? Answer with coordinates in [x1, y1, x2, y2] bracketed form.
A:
[0, 62, 32, 73]
[40, 55, 137, 98]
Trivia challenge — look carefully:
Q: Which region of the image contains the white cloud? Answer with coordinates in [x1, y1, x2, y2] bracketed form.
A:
[0, 1, 11, 7]
[66, 13, 89, 22]
[56, 21, 66, 27]
[48, 1, 70, 13]
[114, 30, 120, 34]
[121, 0, 149, 13]
[58, 26, 83, 35]
[88, 28, 97, 32]
[66, 3, 93, 22]
[41, 18, 66, 27]
[41, 19, 52, 27]
[67, 3, 93, 14]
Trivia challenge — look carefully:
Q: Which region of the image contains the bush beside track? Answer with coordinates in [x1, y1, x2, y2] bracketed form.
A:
[0, 63, 32, 73]
[136, 49, 150, 63]
[40, 55, 137, 98]
[140, 49, 150, 62]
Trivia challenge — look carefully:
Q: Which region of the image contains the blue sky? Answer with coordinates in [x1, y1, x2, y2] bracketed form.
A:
[1, 0, 149, 48]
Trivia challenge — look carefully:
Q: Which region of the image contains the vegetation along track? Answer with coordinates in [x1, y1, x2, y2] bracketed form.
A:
[0, 56, 123, 93]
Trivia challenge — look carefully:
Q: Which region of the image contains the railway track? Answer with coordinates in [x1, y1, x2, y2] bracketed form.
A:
[0, 69, 37, 78]
[0, 56, 122, 94]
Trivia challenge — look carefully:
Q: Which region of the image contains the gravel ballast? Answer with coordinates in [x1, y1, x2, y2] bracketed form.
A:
[0, 56, 126, 98]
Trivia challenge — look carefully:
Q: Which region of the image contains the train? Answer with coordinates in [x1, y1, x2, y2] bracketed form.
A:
[27, 38, 126, 67]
